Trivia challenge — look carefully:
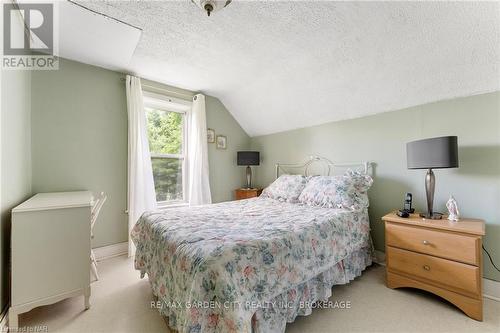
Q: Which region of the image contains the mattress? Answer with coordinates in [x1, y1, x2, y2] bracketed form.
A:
[131, 197, 372, 333]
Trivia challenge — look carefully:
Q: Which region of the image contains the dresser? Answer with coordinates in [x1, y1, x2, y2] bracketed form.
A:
[234, 188, 263, 200]
[382, 212, 485, 321]
[9, 192, 93, 329]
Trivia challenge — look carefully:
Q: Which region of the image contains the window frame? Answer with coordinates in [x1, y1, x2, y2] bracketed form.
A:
[143, 91, 191, 207]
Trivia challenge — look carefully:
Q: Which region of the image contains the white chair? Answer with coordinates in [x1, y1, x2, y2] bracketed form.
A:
[90, 192, 107, 281]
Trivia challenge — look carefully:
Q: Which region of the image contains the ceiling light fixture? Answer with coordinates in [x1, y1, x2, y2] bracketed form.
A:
[192, 0, 231, 16]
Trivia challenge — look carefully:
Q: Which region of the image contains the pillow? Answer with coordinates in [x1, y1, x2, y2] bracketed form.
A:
[298, 171, 373, 209]
[261, 174, 308, 203]
[344, 170, 374, 208]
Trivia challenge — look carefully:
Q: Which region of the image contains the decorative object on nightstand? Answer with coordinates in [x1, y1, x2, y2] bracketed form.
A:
[407, 136, 459, 219]
[382, 211, 485, 321]
[235, 188, 263, 200]
[446, 195, 460, 221]
[237, 151, 260, 188]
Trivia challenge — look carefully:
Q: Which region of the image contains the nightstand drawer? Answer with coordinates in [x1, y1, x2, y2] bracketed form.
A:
[234, 189, 263, 200]
[387, 247, 480, 298]
[386, 222, 479, 265]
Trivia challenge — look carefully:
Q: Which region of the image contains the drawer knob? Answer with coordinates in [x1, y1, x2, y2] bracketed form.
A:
[423, 265, 431, 271]
[422, 240, 430, 245]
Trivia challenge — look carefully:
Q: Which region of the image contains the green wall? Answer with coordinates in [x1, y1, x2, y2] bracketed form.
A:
[206, 96, 250, 202]
[31, 59, 128, 248]
[251, 91, 500, 281]
[31, 59, 250, 248]
[1, 70, 32, 311]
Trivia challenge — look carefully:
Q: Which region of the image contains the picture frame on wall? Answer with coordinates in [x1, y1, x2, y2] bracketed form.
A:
[216, 135, 227, 149]
[207, 128, 215, 143]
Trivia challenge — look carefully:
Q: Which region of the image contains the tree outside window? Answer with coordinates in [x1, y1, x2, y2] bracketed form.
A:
[145, 106, 185, 203]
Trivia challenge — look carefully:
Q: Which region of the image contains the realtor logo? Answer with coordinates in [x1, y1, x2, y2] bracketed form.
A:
[2, 2, 58, 69]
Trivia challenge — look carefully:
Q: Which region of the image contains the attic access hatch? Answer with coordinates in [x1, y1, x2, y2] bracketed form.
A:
[57, 1, 142, 71]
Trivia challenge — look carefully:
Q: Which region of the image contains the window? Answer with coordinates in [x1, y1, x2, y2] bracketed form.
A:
[143, 92, 191, 205]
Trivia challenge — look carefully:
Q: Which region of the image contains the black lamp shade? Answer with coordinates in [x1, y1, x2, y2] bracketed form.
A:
[237, 151, 260, 166]
[407, 136, 459, 169]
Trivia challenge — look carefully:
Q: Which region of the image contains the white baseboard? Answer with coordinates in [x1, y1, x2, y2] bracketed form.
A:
[372, 250, 500, 302]
[373, 250, 386, 266]
[483, 278, 500, 302]
[93, 242, 128, 261]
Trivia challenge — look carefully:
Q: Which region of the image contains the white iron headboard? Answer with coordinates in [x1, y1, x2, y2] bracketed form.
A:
[275, 156, 370, 179]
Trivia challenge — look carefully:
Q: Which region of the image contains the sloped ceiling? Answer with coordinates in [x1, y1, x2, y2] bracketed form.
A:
[73, 1, 500, 136]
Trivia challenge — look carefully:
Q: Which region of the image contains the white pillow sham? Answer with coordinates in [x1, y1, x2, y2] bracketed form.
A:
[260, 174, 308, 203]
[298, 171, 373, 209]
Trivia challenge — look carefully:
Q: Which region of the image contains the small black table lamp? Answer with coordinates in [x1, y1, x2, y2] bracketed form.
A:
[407, 136, 459, 219]
[237, 151, 260, 189]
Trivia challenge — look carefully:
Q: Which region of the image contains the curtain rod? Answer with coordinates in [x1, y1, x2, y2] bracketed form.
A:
[119, 77, 194, 99]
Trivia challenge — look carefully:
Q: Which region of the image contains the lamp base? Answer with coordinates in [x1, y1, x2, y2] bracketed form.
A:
[419, 212, 443, 220]
[246, 166, 252, 189]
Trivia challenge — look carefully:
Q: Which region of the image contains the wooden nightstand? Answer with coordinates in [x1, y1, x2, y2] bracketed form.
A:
[234, 188, 263, 200]
[382, 212, 485, 321]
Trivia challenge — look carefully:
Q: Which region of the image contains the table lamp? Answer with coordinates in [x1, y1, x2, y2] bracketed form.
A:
[407, 136, 459, 219]
[237, 151, 260, 189]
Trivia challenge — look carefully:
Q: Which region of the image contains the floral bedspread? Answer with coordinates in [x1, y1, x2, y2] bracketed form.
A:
[131, 197, 371, 333]
[252, 246, 372, 333]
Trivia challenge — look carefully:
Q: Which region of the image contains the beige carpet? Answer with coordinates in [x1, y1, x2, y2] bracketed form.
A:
[18, 256, 500, 332]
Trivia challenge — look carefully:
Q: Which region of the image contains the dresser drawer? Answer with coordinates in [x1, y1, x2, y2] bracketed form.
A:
[387, 246, 480, 298]
[386, 222, 479, 265]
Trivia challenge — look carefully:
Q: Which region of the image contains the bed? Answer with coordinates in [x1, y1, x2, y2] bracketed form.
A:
[132, 157, 373, 333]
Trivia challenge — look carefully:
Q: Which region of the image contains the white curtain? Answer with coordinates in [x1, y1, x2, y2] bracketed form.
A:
[187, 94, 212, 206]
[126, 75, 157, 257]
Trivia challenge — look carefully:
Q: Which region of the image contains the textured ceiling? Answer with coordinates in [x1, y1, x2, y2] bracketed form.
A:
[74, 1, 500, 136]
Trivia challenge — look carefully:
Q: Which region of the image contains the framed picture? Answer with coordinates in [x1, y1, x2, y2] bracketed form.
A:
[207, 128, 215, 143]
[216, 135, 227, 150]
